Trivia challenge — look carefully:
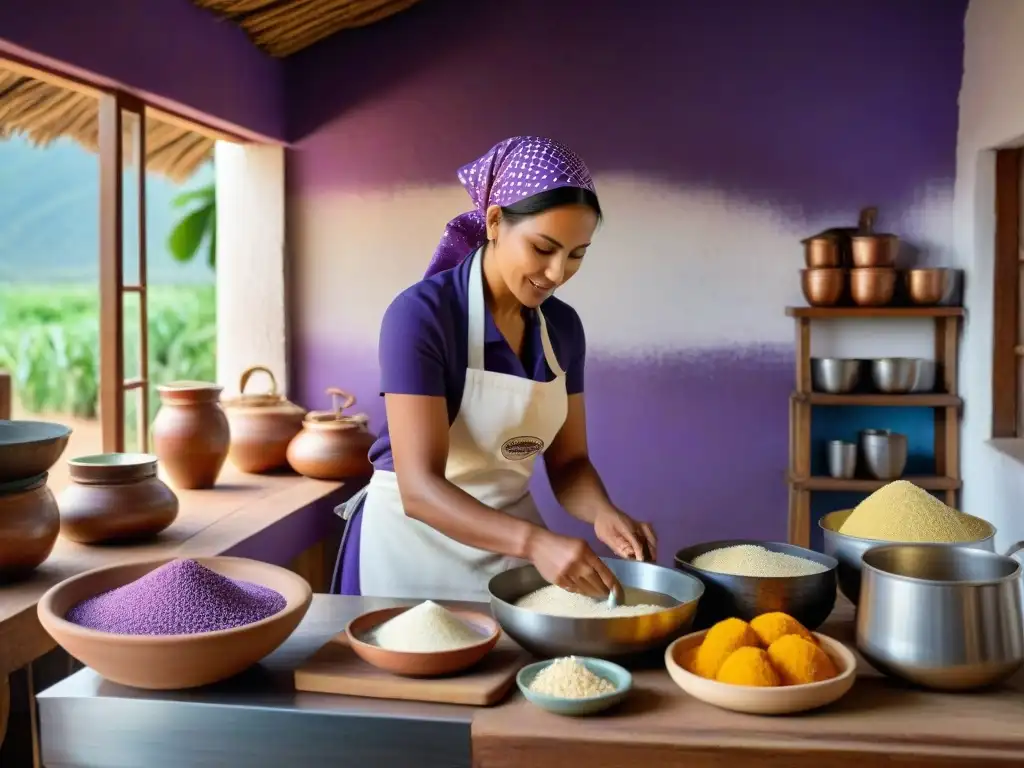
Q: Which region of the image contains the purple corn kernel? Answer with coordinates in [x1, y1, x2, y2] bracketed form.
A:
[65, 558, 287, 635]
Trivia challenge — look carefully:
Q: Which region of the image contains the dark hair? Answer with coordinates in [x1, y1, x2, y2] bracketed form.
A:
[500, 186, 603, 227]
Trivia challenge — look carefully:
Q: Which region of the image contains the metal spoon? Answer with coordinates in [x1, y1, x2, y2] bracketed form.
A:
[606, 583, 624, 610]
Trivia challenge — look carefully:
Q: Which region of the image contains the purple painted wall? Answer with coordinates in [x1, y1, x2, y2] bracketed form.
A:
[283, 0, 964, 563]
[0, 0, 284, 140]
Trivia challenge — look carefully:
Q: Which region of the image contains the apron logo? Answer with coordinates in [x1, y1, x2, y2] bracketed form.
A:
[501, 436, 544, 461]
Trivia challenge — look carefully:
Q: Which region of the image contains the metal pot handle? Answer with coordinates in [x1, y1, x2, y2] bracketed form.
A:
[1004, 541, 1024, 560]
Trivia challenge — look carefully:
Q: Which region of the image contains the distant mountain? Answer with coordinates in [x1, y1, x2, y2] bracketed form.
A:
[0, 135, 215, 285]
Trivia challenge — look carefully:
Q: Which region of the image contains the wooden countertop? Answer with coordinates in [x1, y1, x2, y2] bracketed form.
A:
[472, 602, 1024, 767]
[0, 465, 347, 678]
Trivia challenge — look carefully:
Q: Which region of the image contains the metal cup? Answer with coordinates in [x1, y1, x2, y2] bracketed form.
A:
[826, 440, 857, 479]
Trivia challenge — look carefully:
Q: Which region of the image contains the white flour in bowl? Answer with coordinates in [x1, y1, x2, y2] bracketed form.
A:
[514, 585, 663, 618]
[528, 656, 616, 698]
[368, 601, 486, 652]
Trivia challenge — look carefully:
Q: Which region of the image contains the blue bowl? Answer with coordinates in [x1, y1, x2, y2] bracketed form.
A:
[516, 657, 632, 716]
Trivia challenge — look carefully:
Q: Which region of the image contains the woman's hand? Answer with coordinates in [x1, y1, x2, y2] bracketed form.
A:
[594, 507, 658, 562]
[527, 529, 622, 599]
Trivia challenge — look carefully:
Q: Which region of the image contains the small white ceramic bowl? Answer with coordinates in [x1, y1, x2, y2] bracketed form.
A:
[664, 629, 857, 715]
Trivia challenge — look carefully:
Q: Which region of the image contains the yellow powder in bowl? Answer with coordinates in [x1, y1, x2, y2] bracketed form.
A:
[839, 480, 991, 543]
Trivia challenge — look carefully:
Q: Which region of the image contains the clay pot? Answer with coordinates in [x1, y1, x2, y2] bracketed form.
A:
[286, 388, 374, 481]
[222, 366, 306, 474]
[0, 473, 60, 580]
[57, 454, 179, 544]
[152, 381, 230, 490]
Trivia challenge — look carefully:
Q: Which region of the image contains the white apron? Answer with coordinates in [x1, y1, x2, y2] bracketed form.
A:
[356, 248, 568, 602]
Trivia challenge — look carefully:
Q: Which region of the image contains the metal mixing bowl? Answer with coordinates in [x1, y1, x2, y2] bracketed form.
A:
[857, 543, 1024, 690]
[674, 540, 837, 630]
[811, 358, 863, 394]
[488, 558, 703, 659]
[818, 509, 997, 605]
[870, 358, 933, 394]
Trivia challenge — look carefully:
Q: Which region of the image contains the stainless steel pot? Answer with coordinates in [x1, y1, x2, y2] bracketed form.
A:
[860, 429, 907, 480]
[817, 509, 997, 605]
[857, 543, 1024, 690]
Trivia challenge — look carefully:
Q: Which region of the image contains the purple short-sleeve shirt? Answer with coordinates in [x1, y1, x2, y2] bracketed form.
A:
[368, 254, 586, 470]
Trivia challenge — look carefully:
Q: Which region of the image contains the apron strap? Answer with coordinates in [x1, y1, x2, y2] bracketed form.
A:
[467, 245, 566, 379]
[535, 308, 566, 379]
[467, 247, 486, 371]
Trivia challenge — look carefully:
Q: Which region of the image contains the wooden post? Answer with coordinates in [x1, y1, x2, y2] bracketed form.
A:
[0, 372, 10, 420]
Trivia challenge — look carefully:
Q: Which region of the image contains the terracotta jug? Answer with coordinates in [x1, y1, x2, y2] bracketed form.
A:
[222, 366, 306, 474]
[286, 388, 374, 481]
[57, 453, 179, 544]
[152, 381, 230, 489]
[0, 473, 60, 579]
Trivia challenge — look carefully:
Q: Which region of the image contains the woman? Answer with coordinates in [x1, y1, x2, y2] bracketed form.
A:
[332, 136, 657, 602]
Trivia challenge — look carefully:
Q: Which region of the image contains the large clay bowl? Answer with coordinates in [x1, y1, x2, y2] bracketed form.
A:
[37, 556, 312, 690]
[0, 420, 72, 483]
[346, 606, 500, 677]
[665, 629, 857, 715]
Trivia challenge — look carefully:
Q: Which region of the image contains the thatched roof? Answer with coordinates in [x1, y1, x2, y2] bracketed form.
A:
[0, 1, 420, 179]
[0, 65, 214, 183]
[191, 0, 422, 57]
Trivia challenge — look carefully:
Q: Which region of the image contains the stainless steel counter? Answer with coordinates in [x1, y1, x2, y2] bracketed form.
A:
[37, 596, 477, 768]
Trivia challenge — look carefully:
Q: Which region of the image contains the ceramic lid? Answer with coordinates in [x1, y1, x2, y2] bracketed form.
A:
[221, 366, 306, 416]
[303, 388, 369, 431]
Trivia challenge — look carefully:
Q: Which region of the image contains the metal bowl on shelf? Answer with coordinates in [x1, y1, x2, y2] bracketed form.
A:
[673, 540, 837, 630]
[811, 358, 863, 394]
[487, 558, 703, 659]
[818, 509, 997, 605]
[800, 268, 845, 307]
[849, 267, 896, 306]
[904, 268, 960, 307]
[870, 358, 935, 394]
[857, 543, 1024, 690]
[860, 429, 907, 480]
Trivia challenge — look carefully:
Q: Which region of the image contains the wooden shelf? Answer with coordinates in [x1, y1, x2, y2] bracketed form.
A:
[787, 304, 962, 548]
[788, 475, 962, 492]
[786, 306, 964, 319]
[792, 392, 962, 407]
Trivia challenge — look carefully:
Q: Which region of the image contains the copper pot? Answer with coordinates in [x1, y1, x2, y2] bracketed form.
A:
[904, 268, 954, 306]
[152, 381, 230, 490]
[57, 453, 179, 544]
[803, 235, 842, 268]
[0, 473, 59, 579]
[800, 268, 845, 306]
[851, 206, 899, 268]
[286, 388, 374, 481]
[222, 366, 306, 474]
[850, 267, 896, 306]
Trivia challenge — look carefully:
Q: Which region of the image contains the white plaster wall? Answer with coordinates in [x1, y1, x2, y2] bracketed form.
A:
[215, 142, 290, 397]
[956, 0, 1024, 548]
[292, 179, 951, 367]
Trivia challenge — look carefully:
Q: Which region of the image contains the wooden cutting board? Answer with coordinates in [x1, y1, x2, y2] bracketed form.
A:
[293, 632, 532, 706]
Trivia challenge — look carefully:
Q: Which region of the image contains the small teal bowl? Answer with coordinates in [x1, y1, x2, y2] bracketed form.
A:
[516, 657, 632, 716]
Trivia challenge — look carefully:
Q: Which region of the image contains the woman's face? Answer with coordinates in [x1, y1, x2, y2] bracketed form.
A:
[486, 203, 599, 309]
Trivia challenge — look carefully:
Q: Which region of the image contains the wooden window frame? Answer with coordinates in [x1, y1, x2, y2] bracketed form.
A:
[98, 92, 150, 453]
[992, 148, 1022, 438]
[1, 52, 252, 454]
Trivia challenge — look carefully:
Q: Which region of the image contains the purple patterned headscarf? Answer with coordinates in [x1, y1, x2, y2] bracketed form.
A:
[425, 136, 596, 277]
